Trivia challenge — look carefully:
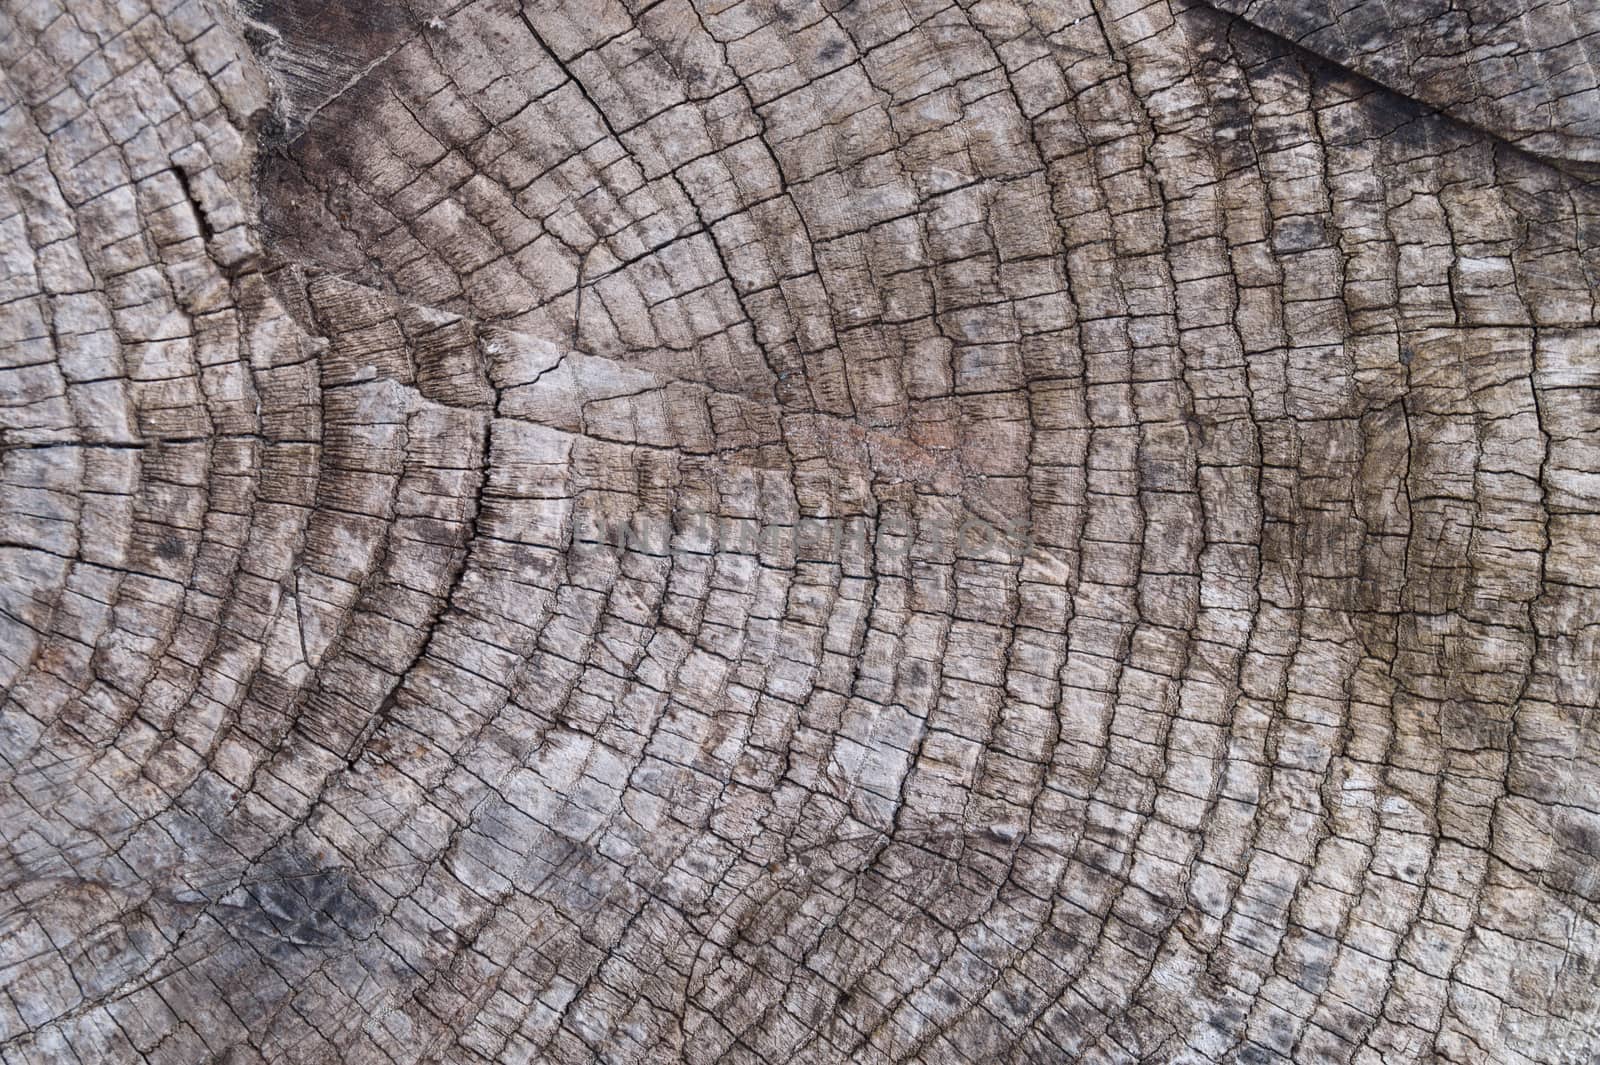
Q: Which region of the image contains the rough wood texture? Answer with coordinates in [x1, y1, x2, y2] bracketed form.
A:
[2, 0, 1599, 1062]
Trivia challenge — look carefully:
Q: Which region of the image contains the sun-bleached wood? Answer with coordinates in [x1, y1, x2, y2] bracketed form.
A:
[2, 0, 1598, 1062]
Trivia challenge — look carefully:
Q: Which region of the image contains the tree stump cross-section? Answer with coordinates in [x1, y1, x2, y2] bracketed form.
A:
[1, 0, 1598, 1062]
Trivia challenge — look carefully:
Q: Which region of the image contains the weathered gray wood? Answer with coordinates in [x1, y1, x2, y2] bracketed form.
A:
[1, 0, 1598, 1062]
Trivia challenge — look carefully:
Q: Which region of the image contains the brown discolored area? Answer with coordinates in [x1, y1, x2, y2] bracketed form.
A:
[241, 0, 421, 137]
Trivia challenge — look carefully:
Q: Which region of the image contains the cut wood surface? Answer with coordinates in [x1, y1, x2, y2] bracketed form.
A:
[1, 0, 1598, 1062]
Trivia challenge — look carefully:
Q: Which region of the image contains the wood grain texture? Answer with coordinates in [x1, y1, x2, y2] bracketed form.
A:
[1, 0, 1598, 1062]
